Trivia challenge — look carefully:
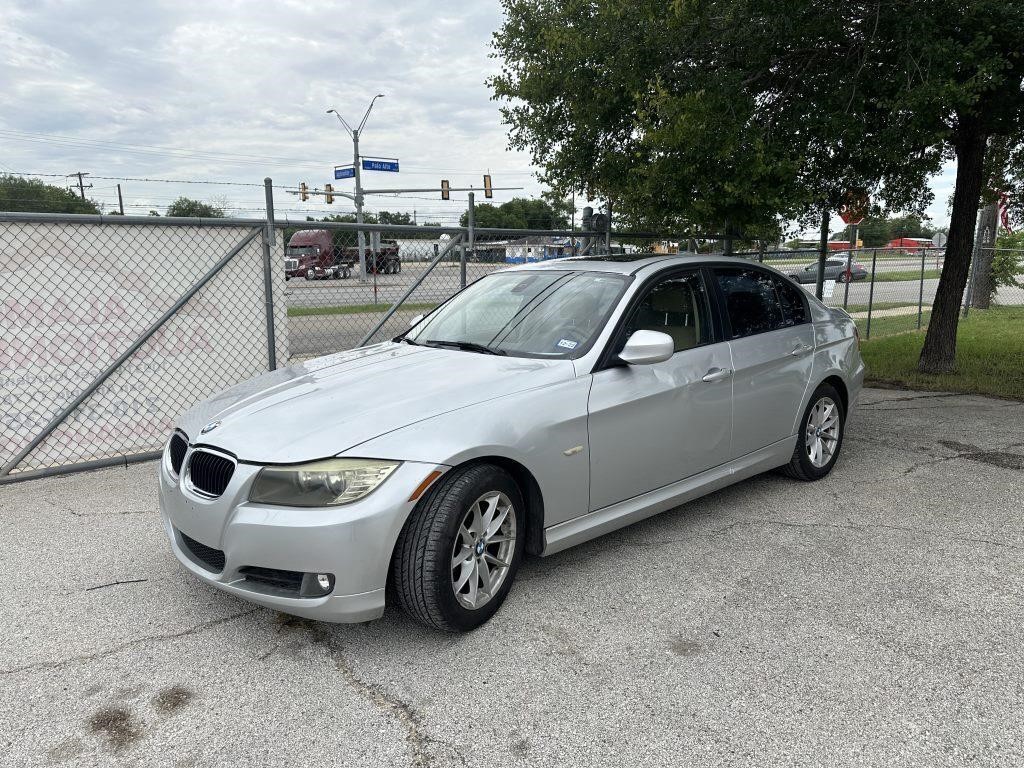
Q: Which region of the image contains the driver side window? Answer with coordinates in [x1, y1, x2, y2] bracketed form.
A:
[623, 271, 712, 353]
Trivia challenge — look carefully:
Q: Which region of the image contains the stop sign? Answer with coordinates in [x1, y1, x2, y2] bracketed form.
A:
[839, 191, 870, 225]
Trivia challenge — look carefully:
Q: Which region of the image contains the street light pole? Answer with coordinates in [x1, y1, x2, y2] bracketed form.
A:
[352, 126, 365, 279]
[328, 94, 384, 282]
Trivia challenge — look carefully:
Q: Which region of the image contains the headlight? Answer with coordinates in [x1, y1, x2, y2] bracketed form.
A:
[249, 458, 400, 507]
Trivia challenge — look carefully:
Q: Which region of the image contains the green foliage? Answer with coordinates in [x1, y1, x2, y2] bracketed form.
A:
[165, 197, 225, 218]
[0, 174, 100, 214]
[991, 231, 1024, 295]
[490, 1, 945, 234]
[459, 197, 571, 229]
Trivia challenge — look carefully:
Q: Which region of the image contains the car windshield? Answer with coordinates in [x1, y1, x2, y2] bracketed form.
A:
[405, 270, 627, 359]
[286, 246, 319, 256]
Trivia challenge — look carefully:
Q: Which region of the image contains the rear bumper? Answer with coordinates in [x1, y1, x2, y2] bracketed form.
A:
[158, 443, 447, 623]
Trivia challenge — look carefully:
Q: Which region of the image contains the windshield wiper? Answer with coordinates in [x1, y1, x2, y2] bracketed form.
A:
[394, 335, 420, 345]
[423, 339, 507, 356]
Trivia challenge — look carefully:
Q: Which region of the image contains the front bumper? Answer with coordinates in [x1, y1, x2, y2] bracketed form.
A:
[158, 443, 446, 623]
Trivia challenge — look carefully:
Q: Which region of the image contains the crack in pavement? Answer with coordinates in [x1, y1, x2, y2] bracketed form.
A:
[85, 578, 149, 592]
[0, 608, 260, 677]
[274, 617, 464, 768]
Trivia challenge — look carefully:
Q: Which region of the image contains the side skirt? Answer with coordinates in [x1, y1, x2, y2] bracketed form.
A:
[541, 436, 797, 556]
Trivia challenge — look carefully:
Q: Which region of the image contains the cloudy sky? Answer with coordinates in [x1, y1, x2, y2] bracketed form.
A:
[1, 0, 955, 234]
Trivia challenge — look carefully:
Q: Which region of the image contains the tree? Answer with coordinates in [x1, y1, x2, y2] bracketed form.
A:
[491, 1, 935, 238]
[491, 0, 1024, 373]
[0, 174, 100, 214]
[459, 196, 571, 229]
[165, 197, 226, 218]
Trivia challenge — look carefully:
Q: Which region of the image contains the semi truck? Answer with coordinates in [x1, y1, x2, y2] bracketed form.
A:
[284, 230, 401, 280]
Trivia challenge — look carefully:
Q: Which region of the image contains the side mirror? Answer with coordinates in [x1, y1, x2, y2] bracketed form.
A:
[618, 330, 674, 365]
[409, 314, 425, 327]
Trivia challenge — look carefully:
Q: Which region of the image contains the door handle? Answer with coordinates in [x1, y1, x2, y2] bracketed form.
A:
[702, 367, 732, 383]
[790, 343, 813, 356]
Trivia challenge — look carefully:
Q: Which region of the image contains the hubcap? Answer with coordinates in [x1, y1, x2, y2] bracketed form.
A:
[805, 396, 840, 468]
[451, 491, 516, 610]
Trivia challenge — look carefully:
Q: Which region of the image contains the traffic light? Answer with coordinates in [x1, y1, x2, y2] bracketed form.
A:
[324, 183, 334, 204]
[483, 174, 493, 199]
[299, 182, 308, 202]
[440, 179, 450, 201]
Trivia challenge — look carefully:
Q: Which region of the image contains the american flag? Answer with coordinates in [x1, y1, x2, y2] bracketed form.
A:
[999, 191, 1013, 234]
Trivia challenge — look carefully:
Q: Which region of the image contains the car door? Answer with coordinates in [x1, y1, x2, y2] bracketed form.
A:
[587, 268, 734, 511]
[712, 266, 815, 458]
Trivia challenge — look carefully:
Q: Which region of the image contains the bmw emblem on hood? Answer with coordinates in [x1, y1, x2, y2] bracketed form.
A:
[200, 421, 221, 435]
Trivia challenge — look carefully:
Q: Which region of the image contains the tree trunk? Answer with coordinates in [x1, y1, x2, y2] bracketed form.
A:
[917, 128, 988, 374]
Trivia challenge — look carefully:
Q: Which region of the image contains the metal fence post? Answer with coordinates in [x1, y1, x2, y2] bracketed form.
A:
[464, 192, 474, 288]
[843, 248, 853, 309]
[917, 250, 926, 329]
[262, 178, 278, 371]
[865, 251, 878, 340]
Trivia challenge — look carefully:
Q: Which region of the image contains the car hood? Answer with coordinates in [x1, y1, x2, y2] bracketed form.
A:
[177, 342, 576, 464]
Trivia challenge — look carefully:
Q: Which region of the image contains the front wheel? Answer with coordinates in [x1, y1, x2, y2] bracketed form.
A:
[392, 464, 524, 632]
[780, 383, 845, 481]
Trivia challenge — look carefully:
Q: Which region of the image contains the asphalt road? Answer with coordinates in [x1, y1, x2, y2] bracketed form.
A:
[3, 387, 1024, 766]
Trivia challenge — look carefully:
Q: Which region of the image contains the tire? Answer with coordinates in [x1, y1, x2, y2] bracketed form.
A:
[392, 464, 525, 632]
[837, 272, 848, 283]
[305, 269, 314, 281]
[789, 274, 802, 283]
[780, 383, 845, 481]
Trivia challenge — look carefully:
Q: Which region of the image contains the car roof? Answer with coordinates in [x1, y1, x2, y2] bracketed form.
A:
[498, 253, 777, 276]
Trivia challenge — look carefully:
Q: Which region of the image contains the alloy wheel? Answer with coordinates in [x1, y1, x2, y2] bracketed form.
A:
[450, 491, 516, 610]
[805, 396, 840, 468]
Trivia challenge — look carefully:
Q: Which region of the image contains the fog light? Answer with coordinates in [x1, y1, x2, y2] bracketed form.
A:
[299, 571, 335, 597]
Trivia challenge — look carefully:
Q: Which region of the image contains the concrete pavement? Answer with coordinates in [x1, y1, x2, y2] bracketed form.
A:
[2, 387, 1023, 767]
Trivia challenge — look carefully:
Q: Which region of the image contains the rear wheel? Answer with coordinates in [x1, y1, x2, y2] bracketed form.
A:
[780, 383, 845, 481]
[392, 464, 524, 632]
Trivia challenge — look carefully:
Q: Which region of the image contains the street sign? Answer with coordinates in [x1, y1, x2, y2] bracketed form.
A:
[931, 232, 948, 248]
[334, 166, 355, 180]
[362, 158, 399, 172]
[839, 190, 870, 225]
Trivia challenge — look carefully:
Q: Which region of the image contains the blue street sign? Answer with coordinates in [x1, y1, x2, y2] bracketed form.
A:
[334, 166, 355, 180]
[362, 159, 399, 172]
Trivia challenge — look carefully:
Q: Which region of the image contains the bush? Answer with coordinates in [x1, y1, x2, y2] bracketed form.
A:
[990, 231, 1024, 300]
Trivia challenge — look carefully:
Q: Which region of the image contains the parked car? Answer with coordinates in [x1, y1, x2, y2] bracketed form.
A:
[159, 255, 864, 632]
[788, 253, 868, 283]
[306, 263, 351, 280]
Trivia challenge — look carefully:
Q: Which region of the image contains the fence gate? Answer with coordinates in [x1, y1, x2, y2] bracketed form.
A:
[0, 213, 286, 483]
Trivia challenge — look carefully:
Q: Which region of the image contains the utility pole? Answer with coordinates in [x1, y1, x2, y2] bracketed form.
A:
[116, 184, 125, 215]
[69, 171, 91, 200]
[328, 94, 385, 282]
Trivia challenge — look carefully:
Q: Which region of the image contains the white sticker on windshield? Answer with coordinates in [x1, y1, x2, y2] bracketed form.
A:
[557, 339, 578, 350]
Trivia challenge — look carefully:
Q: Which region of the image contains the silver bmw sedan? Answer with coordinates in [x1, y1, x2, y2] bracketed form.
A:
[159, 255, 864, 632]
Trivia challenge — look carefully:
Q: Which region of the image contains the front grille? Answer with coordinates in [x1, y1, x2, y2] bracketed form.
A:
[168, 433, 187, 475]
[179, 531, 225, 573]
[187, 450, 234, 497]
[285, 258, 298, 270]
[239, 566, 304, 596]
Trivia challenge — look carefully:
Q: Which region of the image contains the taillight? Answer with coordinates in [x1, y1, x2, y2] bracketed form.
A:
[853, 325, 861, 349]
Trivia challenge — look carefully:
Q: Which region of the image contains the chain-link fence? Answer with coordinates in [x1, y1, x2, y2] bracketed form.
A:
[743, 246, 981, 339]
[0, 212, 286, 481]
[0, 196, 606, 481]
[4, 181, 1019, 482]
